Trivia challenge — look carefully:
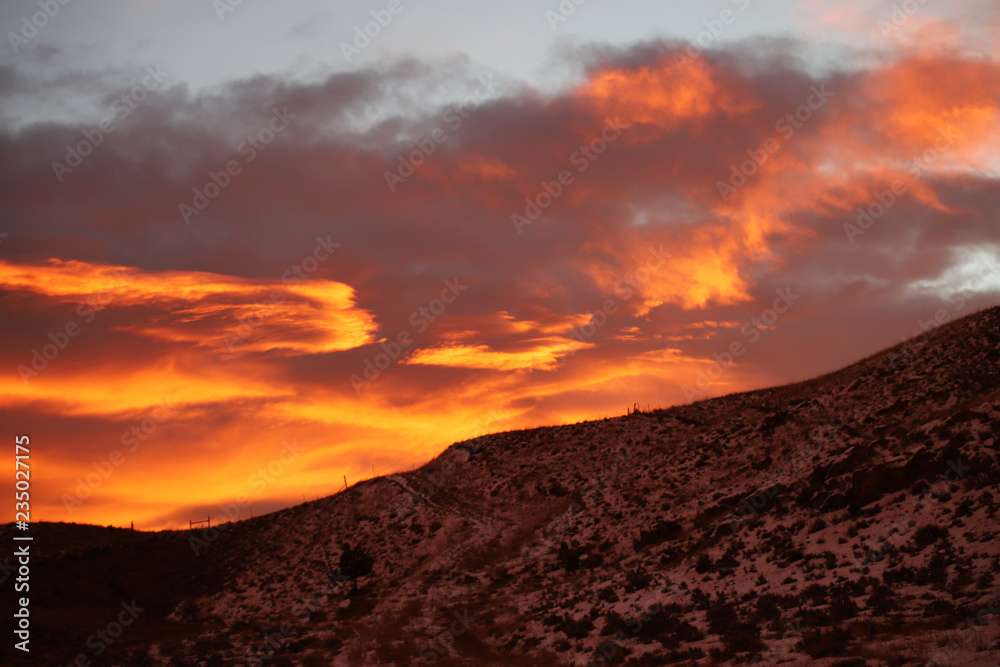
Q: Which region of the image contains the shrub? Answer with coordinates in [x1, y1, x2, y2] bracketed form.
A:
[695, 553, 714, 574]
[633, 520, 683, 551]
[558, 614, 592, 640]
[803, 583, 828, 606]
[912, 524, 948, 550]
[723, 622, 765, 655]
[754, 593, 784, 621]
[867, 583, 896, 614]
[922, 597, 955, 618]
[800, 626, 852, 658]
[706, 594, 739, 635]
[830, 592, 860, 621]
[339, 543, 374, 592]
[882, 565, 915, 584]
[625, 567, 653, 592]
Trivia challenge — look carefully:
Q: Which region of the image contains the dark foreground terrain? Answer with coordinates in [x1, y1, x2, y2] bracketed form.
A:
[4, 306, 1000, 666]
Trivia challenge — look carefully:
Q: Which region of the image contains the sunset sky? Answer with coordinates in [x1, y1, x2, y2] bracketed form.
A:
[2, 0, 999, 529]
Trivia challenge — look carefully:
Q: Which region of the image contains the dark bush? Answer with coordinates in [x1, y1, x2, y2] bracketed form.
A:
[634, 520, 683, 551]
[637, 607, 703, 646]
[625, 567, 653, 592]
[915, 552, 950, 588]
[706, 594, 739, 635]
[338, 543, 374, 592]
[922, 597, 955, 618]
[690, 587, 710, 609]
[867, 583, 896, 614]
[558, 614, 592, 640]
[723, 622, 765, 655]
[803, 583, 828, 606]
[800, 626, 852, 658]
[882, 565, 915, 584]
[830, 592, 860, 621]
[799, 607, 832, 628]
[695, 553, 714, 574]
[912, 524, 948, 550]
[754, 593, 785, 621]
[557, 542, 604, 572]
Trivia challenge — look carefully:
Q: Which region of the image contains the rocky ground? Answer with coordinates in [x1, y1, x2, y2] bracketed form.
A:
[6, 306, 1000, 666]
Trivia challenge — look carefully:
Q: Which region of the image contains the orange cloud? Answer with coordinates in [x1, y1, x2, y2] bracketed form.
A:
[0, 258, 379, 356]
[4, 25, 999, 532]
[406, 340, 589, 371]
[579, 59, 759, 130]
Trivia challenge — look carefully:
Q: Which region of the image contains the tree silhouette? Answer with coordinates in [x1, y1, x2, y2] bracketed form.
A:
[338, 543, 374, 593]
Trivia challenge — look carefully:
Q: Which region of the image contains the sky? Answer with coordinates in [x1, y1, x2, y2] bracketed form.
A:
[1, 0, 999, 530]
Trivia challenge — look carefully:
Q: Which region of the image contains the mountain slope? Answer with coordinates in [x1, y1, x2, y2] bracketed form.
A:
[7, 305, 1000, 666]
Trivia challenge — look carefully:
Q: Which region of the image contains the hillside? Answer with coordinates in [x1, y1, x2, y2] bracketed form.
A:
[5, 306, 1000, 666]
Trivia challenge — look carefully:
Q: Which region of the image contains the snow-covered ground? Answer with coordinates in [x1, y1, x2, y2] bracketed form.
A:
[147, 307, 1000, 665]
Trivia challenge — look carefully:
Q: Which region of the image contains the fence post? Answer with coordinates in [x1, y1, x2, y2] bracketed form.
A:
[188, 517, 212, 531]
